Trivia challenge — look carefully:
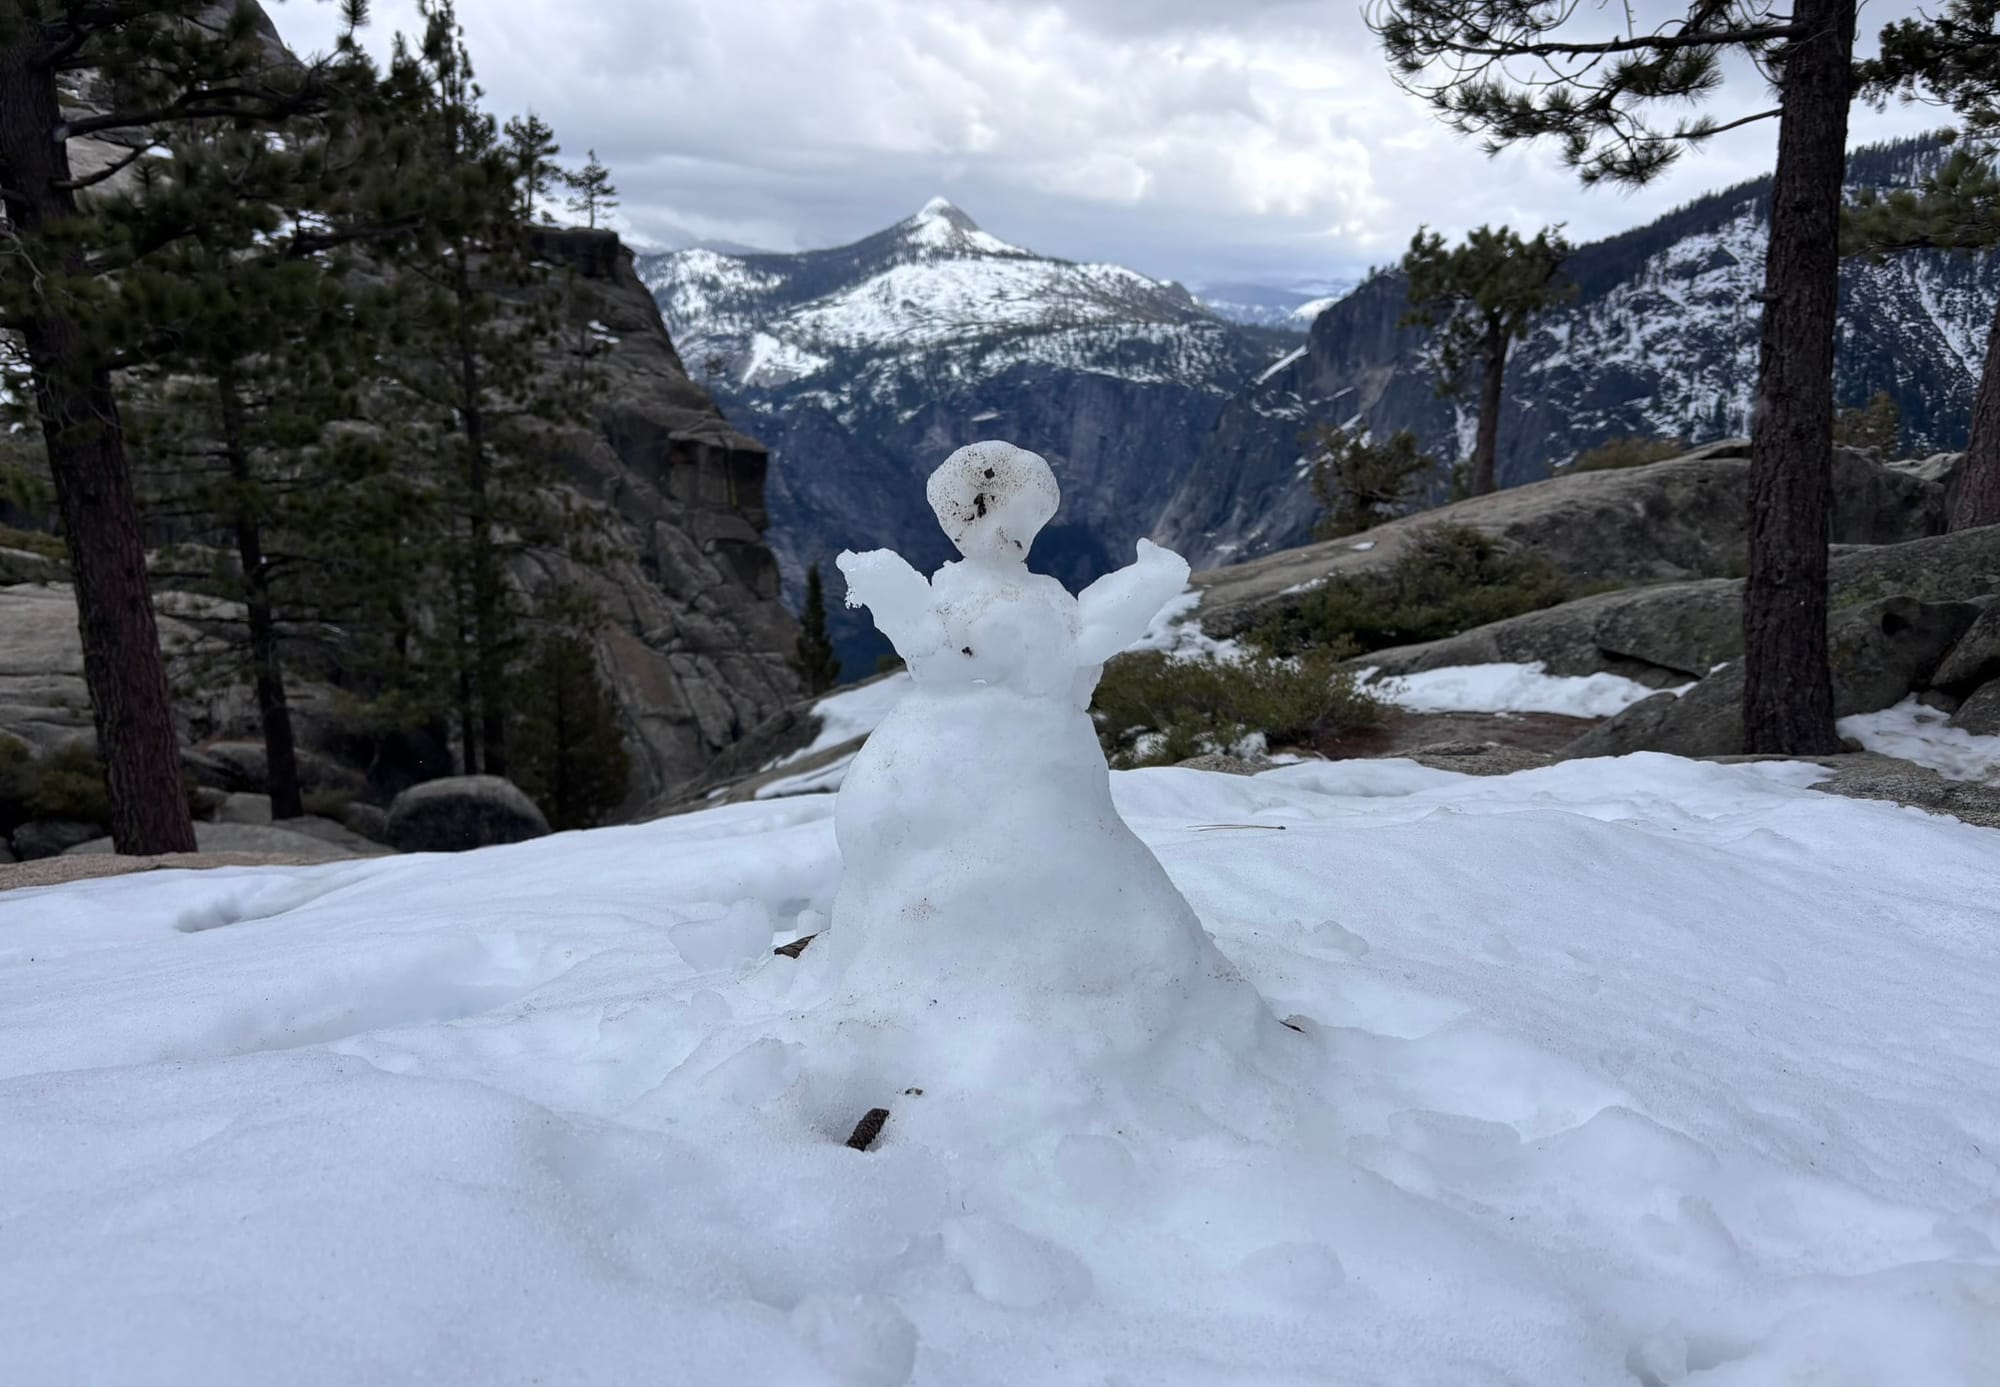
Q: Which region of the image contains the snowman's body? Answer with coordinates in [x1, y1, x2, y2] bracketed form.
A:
[823, 444, 1257, 1073]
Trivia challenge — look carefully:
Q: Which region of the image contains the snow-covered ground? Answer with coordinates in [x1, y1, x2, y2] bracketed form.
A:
[1841, 697, 2000, 783]
[4, 754, 1998, 1385]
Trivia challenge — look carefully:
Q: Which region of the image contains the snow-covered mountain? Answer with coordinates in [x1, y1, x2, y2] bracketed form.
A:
[637, 200, 1298, 670]
[1191, 280, 1359, 332]
[1158, 139, 2000, 567]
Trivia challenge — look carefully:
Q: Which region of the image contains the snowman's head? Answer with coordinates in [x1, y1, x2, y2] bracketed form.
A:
[926, 441, 1059, 564]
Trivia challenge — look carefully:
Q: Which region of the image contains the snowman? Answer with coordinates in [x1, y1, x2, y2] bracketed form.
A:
[818, 442, 1267, 1093]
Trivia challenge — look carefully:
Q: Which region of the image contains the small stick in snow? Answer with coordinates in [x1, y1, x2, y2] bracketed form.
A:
[846, 1107, 891, 1151]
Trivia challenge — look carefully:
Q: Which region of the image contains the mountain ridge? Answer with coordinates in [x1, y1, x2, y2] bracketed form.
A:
[1157, 137, 2000, 567]
[637, 199, 1298, 670]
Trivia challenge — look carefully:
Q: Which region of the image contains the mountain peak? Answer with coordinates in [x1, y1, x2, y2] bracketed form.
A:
[910, 195, 979, 231]
[894, 196, 1027, 258]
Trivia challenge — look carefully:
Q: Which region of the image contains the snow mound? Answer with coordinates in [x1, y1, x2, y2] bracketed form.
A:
[5, 755, 1999, 1383]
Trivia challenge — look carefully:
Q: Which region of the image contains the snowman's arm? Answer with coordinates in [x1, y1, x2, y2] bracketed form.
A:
[836, 549, 946, 661]
[1075, 538, 1192, 667]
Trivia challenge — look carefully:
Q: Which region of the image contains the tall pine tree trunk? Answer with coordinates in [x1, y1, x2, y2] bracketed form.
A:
[216, 368, 303, 820]
[1742, 0, 1855, 755]
[452, 254, 509, 778]
[1, 42, 196, 854]
[1952, 290, 2000, 531]
[1469, 321, 1507, 497]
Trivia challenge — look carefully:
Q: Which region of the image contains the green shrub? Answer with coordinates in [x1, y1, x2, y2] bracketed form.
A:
[24, 742, 112, 825]
[1570, 435, 1688, 472]
[0, 524, 64, 562]
[1834, 390, 1900, 453]
[1251, 524, 1582, 657]
[1091, 647, 1383, 768]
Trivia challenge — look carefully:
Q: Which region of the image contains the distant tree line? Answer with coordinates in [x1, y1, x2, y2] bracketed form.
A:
[0, 0, 632, 849]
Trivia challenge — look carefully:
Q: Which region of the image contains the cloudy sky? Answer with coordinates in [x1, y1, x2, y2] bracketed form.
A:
[273, 0, 1939, 289]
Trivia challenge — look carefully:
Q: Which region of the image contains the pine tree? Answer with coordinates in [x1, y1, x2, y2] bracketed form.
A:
[1831, 389, 1902, 454]
[793, 563, 841, 695]
[1858, 3, 2000, 527]
[0, 0, 372, 852]
[1370, 0, 1857, 754]
[509, 627, 630, 831]
[564, 149, 618, 229]
[1399, 225, 1572, 497]
[1306, 424, 1436, 538]
[368, 1, 607, 777]
[502, 110, 560, 223]
[120, 115, 429, 819]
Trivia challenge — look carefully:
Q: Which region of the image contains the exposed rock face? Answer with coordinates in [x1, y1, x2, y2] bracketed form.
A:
[1344, 527, 2000, 688]
[515, 228, 801, 806]
[0, 231, 799, 816]
[1564, 596, 1987, 760]
[1952, 680, 2000, 736]
[1193, 443, 1953, 641]
[0, 584, 245, 757]
[386, 775, 550, 854]
[1803, 753, 2000, 828]
[1933, 604, 2000, 691]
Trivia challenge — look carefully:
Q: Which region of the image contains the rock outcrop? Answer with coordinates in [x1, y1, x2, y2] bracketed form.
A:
[0, 230, 801, 822]
[516, 228, 801, 806]
[1564, 595, 1989, 760]
[1192, 442, 1953, 640]
[1338, 527, 2000, 688]
[386, 776, 550, 854]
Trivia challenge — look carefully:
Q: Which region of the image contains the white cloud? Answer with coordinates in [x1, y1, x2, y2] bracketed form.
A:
[270, 0, 1940, 284]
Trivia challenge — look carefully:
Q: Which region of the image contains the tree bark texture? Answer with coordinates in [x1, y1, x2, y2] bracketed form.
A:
[1742, 0, 1855, 755]
[1470, 320, 1506, 498]
[1, 39, 197, 853]
[217, 368, 304, 819]
[1952, 290, 2000, 531]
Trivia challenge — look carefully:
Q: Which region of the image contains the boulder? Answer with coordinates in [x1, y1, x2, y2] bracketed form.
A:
[1193, 445, 1951, 637]
[1950, 679, 2000, 736]
[262, 814, 393, 857]
[1563, 597, 1983, 761]
[11, 818, 108, 861]
[1350, 527, 2000, 687]
[1932, 604, 2000, 692]
[216, 792, 273, 825]
[1826, 597, 1983, 715]
[1885, 453, 1966, 518]
[1564, 678, 1744, 761]
[341, 801, 391, 844]
[186, 741, 362, 797]
[386, 776, 550, 854]
[0, 544, 60, 586]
